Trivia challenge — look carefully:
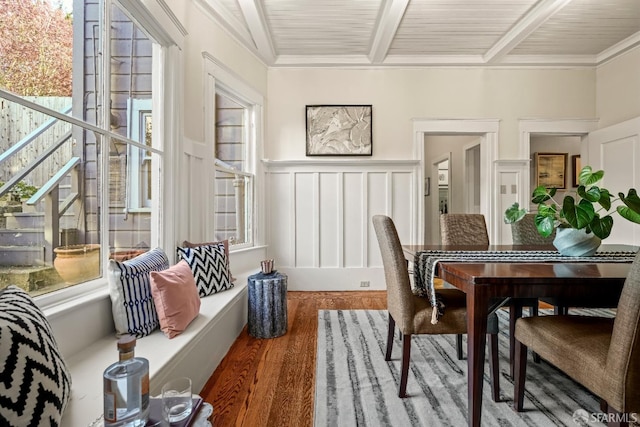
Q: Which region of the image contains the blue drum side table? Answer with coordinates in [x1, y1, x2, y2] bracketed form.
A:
[247, 271, 288, 338]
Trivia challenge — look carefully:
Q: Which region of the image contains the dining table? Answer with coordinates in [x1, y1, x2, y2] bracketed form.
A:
[402, 243, 638, 427]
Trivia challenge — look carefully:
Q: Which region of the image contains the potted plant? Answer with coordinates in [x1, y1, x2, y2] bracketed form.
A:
[505, 165, 640, 256]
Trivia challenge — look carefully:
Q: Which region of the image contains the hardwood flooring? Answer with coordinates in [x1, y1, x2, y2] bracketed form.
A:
[199, 291, 387, 427]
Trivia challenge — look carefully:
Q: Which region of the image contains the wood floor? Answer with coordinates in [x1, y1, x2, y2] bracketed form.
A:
[199, 291, 387, 427]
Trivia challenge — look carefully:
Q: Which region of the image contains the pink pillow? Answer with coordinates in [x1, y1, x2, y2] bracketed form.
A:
[149, 260, 201, 339]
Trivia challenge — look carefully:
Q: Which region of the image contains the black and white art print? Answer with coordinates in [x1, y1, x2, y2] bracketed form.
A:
[306, 105, 372, 156]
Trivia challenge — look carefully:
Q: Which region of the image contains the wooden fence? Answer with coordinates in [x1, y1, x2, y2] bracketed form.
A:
[0, 96, 73, 187]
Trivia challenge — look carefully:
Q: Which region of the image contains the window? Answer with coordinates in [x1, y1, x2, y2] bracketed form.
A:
[214, 92, 253, 246]
[205, 55, 263, 250]
[127, 99, 153, 210]
[0, 0, 178, 299]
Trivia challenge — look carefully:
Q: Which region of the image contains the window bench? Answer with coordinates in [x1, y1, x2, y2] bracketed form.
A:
[60, 272, 251, 427]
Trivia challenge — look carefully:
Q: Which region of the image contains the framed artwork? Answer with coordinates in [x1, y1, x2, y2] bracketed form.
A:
[438, 169, 448, 186]
[535, 152, 567, 189]
[572, 154, 581, 187]
[305, 105, 372, 156]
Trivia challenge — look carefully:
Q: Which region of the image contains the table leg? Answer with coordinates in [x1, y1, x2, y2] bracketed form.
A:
[466, 290, 488, 427]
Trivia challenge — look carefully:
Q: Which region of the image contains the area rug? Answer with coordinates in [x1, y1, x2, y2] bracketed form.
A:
[314, 308, 616, 427]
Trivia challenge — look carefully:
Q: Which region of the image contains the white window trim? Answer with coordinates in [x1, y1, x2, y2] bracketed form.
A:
[34, 1, 184, 311]
[203, 52, 264, 250]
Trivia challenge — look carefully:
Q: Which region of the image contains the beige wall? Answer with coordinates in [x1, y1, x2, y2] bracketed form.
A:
[597, 48, 640, 128]
[267, 67, 596, 160]
[177, 2, 268, 143]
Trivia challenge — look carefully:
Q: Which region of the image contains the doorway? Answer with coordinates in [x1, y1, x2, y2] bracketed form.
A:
[423, 135, 485, 244]
[412, 118, 499, 245]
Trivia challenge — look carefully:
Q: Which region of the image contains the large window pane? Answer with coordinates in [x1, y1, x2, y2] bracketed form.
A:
[214, 92, 253, 247]
[0, 0, 163, 296]
[0, 97, 102, 296]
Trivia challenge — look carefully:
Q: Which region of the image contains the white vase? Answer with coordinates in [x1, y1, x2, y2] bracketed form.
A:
[553, 227, 601, 257]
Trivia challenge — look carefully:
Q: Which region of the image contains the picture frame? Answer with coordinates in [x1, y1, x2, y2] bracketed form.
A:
[571, 154, 581, 187]
[438, 169, 448, 186]
[305, 105, 372, 156]
[535, 152, 567, 189]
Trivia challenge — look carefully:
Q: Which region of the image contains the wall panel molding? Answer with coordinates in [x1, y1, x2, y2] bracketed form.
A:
[264, 160, 418, 289]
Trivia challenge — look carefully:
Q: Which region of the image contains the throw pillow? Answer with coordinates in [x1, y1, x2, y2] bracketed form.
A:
[108, 247, 170, 338]
[149, 260, 201, 339]
[182, 239, 236, 282]
[176, 243, 233, 296]
[0, 286, 72, 427]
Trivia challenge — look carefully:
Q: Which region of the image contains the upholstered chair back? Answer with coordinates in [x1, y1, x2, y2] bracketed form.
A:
[440, 214, 489, 245]
[605, 251, 640, 413]
[511, 213, 555, 245]
[372, 215, 415, 333]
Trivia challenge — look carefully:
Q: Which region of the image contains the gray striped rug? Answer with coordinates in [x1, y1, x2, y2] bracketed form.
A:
[314, 308, 616, 427]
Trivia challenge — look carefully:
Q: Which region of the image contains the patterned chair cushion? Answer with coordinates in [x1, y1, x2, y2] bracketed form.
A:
[0, 286, 72, 426]
[108, 247, 170, 337]
[177, 243, 233, 296]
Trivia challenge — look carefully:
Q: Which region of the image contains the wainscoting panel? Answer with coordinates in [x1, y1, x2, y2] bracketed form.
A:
[264, 160, 419, 290]
[319, 172, 340, 268]
[267, 172, 294, 269]
[294, 172, 316, 267]
[343, 172, 364, 268]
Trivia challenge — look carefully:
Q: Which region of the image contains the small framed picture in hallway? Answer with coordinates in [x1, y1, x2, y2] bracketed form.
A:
[535, 152, 567, 189]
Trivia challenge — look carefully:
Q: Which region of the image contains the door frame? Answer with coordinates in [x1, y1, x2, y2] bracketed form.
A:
[413, 118, 499, 244]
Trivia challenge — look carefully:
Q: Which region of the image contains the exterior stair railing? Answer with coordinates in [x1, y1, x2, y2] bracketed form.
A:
[0, 104, 75, 264]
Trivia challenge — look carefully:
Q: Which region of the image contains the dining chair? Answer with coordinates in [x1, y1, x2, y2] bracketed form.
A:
[510, 214, 607, 316]
[510, 213, 556, 245]
[440, 213, 539, 365]
[373, 215, 500, 400]
[514, 251, 640, 423]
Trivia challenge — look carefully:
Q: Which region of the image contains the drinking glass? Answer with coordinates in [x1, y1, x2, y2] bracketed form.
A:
[161, 377, 192, 423]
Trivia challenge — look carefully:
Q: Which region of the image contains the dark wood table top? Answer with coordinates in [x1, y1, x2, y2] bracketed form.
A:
[402, 243, 638, 258]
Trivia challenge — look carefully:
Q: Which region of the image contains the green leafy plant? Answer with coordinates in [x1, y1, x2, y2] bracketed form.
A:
[0, 181, 39, 201]
[505, 166, 640, 240]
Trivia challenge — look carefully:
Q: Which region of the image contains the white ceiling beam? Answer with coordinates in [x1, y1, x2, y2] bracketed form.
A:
[483, 0, 573, 64]
[194, 0, 255, 49]
[368, 0, 410, 64]
[597, 31, 640, 65]
[237, 0, 275, 64]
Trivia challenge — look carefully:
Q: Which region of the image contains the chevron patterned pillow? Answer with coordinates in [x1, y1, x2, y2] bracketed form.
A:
[0, 286, 72, 426]
[108, 247, 170, 337]
[177, 243, 233, 296]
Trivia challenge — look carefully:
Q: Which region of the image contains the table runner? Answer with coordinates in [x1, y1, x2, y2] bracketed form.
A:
[413, 250, 637, 324]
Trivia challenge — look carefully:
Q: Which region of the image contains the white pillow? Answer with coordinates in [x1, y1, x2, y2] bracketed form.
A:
[108, 247, 169, 337]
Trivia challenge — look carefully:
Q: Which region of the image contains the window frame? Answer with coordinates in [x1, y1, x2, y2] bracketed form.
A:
[204, 54, 263, 251]
[17, 0, 184, 310]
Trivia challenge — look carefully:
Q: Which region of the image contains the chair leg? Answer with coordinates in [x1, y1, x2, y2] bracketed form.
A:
[509, 303, 523, 379]
[385, 313, 396, 361]
[399, 333, 412, 398]
[456, 334, 463, 360]
[488, 332, 500, 402]
[600, 398, 608, 413]
[606, 405, 629, 427]
[513, 340, 528, 412]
